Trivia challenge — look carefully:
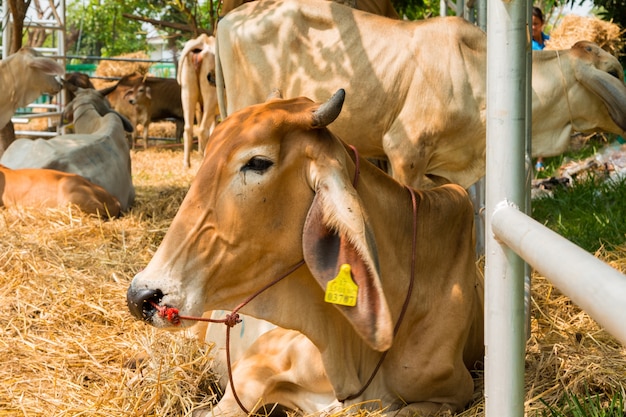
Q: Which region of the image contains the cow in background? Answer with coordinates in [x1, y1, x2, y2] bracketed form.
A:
[127, 90, 484, 416]
[63, 72, 95, 104]
[0, 165, 121, 218]
[99, 73, 184, 146]
[0, 88, 135, 211]
[0, 47, 63, 131]
[215, 0, 626, 189]
[123, 83, 154, 150]
[178, 34, 220, 168]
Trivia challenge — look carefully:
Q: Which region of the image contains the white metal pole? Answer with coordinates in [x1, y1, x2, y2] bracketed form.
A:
[485, 1, 528, 416]
[2, 0, 9, 58]
[492, 202, 626, 345]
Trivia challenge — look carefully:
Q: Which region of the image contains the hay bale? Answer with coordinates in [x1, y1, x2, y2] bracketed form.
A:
[95, 51, 152, 79]
[546, 15, 625, 58]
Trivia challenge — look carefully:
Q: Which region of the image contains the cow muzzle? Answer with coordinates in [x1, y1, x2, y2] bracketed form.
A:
[126, 285, 164, 322]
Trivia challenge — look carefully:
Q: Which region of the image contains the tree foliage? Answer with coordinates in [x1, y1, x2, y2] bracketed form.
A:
[393, 0, 439, 19]
[572, 0, 626, 30]
[65, 0, 220, 58]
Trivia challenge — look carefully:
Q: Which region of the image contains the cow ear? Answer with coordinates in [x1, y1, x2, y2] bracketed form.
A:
[302, 166, 393, 352]
[111, 110, 134, 133]
[570, 43, 626, 131]
[29, 57, 64, 76]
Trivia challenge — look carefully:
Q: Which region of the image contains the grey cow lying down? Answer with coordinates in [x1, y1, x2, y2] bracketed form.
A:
[215, 0, 626, 189]
[0, 88, 136, 211]
[127, 90, 484, 416]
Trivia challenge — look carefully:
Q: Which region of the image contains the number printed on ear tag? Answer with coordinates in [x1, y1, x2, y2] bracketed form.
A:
[325, 264, 358, 307]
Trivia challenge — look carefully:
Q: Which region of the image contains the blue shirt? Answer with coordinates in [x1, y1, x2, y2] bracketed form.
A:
[532, 32, 550, 50]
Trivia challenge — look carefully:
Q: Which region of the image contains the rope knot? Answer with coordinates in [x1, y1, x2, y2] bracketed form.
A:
[150, 300, 181, 326]
[224, 313, 242, 328]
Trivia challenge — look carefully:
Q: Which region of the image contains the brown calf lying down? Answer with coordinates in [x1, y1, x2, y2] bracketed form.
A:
[0, 165, 121, 218]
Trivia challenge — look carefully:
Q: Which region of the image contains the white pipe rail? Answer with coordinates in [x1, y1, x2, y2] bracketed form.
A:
[485, 1, 528, 417]
[492, 202, 626, 345]
[485, 3, 626, 417]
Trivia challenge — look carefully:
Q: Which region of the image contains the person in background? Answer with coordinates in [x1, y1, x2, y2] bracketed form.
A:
[532, 6, 550, 171]
[532, 6, 550, 50]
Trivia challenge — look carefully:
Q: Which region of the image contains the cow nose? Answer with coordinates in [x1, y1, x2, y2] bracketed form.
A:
[126, 286, 163, 321]
[54, 77, 64, 92]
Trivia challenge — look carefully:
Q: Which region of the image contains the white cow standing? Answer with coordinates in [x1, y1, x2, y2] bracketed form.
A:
[0, 47, 64, 130]
[178, 34, 220, 168]
[215, 0, 626, 189]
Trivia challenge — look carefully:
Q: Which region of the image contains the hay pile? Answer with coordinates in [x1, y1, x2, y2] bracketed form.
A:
[1, 146, 625, 416]
[546, 14, 625, 58]
[94, 51, 152, 81]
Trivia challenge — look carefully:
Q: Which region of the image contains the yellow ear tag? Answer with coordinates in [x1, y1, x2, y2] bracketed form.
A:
[324, 264, 359, 307]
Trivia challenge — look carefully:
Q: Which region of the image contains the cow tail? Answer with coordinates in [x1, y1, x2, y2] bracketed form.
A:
[215, 36, 228, 120]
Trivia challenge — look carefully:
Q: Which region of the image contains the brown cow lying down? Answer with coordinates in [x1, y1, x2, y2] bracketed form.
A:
[215, 0, 626, 189]
[0, 165, 120, 218]
[127, 90, 484, 416]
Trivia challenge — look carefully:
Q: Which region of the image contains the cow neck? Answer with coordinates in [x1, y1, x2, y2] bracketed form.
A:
[555, 50, 579, 133]
[338, 179, 418, 403]
[150, 144, 419, 412]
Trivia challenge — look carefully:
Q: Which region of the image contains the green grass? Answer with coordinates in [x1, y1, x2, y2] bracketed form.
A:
[531, 136, 626, 253]
[539, 389, 625, 417]
[531, 173, 626, 253]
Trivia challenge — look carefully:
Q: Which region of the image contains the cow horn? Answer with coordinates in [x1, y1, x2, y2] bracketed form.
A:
[312, 89, 345, 127]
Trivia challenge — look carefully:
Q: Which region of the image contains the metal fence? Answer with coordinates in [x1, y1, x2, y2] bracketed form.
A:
[13, 55, 177, 139]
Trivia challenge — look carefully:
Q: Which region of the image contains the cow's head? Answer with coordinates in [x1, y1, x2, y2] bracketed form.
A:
[124, 84, 152, 106]
[63, 87, 135, 133]
[127, 89, 394, 352]
[569, 41, 626, 132]
[16, 47, 64, 102]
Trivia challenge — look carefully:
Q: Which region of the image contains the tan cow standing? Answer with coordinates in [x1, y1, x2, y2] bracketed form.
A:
[215, 0, 626, 189]
[220, 0, 399, 18]
[127, 90, 484, 416]
[178, 34, 220, 168]
[123, 83, 154, 150]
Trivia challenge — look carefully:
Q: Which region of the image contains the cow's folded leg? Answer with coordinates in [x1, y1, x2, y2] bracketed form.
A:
[194, 328, 337, 417]
[389, 401, 456, 417]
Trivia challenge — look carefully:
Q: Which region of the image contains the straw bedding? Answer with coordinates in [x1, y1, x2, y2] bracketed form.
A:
[1, 146, 624, 416]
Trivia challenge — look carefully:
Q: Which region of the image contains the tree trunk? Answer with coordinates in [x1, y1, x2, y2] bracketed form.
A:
[8, 0, 29, 53]
[2, 0, 31, 151]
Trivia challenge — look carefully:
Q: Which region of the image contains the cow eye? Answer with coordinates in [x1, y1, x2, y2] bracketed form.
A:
[242, 156, 273, 173]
